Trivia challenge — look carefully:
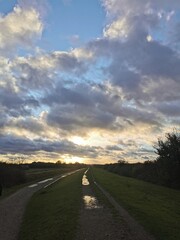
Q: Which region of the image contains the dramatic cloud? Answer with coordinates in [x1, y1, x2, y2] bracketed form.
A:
[0, 6, 43, 55]
[155, 101, 180, 117]
[11, 50, 90, 91]
[0, 0, 179, 163]
[102, 0, 180, 16]
[0, 134, 99, 159]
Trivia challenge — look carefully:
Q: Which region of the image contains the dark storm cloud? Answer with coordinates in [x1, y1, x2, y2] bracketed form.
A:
[86, 38, 180, 123]
[156, 101, 180, 117]
[12, 51, 88, 91]
[0, 86, 24, 109]
[106, 145, 122, 151]
[87, 3, 180, 104]
[90, 36, 180, 84]
[43, 80, 163, 133]
[43, 82, 123, 131]
[0, 135, 99, 158]
[118, 139, 138, 147]
[0, 85, 39, 117]
[0, 135, 39, 154]
[114, 103, 162, 127]
[9, 117, 45, 134]
[133, 41, 180, 82]
[0, 112, 8, 129]
[13, 61, 54, 90]
[46, 104, 115, 131]
[173, 22, 180, 43]
[43, 81, 122, 110]
[109, 67, 141, 90]
[138, 147, 154, 153]
[51, 52, 87, 73]
[43, 83, 94, 107]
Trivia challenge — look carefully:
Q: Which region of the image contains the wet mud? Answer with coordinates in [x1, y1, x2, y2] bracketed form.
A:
[76, 169, 134, 240]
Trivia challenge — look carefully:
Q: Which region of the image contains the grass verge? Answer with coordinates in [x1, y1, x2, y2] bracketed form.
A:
[92, 167, 180, 240]
[18, 170, 84, 240]
[26, 167, 77, 182]
[86, 168, 119, 216]
[0, 168, 81, 201]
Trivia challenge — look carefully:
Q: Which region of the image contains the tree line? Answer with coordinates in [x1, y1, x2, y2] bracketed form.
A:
[101, 131, 180, 189]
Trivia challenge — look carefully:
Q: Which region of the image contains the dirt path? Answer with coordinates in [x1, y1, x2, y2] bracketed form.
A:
[76, 170, 155, 240]
[94, 182, 155, 240]
[0, 170, 80, 240]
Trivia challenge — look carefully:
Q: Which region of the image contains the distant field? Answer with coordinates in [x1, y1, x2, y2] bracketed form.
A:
[18, 170, 84, 240]
[91, 167, 180, 240]
[1, 167, 78, 200]
[26, 167, 73, 182]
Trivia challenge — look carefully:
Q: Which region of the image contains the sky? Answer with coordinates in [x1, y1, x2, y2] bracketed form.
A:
[0, 0, 180, 164]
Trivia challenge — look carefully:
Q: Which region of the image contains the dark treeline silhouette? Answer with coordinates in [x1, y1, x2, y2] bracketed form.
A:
[30, 161, 85, 169]
[0, 161, 85, 191]
[0, 163, 26, 188]
[100, 131, 180, 189]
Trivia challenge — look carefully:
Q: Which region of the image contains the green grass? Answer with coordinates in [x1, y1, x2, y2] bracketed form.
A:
[86, 169, 116, 211]
[0, 168, 80, 201]
[18, 170, 84, 240]
[92, 167, 180, 240]
[0, 183, 28, 200]
[26, 167, 76, 182]
[86, 168, 124, 224]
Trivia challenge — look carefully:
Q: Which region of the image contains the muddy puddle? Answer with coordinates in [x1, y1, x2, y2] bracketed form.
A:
[82, 168, 90, 185]
[82, 169, 102, 209]
[82, 174, 90, 185]
[83, 195, 102, 209]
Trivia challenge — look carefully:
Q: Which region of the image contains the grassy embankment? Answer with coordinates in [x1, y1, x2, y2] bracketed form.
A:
[18, 169, 84, 240]
[0, 167, 80, 200]
[91, 167, 180, 240]
[26, 167, 75, 182]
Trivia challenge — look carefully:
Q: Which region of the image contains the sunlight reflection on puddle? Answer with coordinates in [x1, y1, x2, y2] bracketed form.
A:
[82, 169, 90, 185]
[82, 174, 89, 185]
[84, 168, 89, 174]
[83, 195, 102, 209]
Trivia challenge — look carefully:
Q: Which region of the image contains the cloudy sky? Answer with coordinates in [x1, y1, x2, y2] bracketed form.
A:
[0, 0, 180, 164]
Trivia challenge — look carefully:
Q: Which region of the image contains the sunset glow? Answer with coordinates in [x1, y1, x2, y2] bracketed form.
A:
[0, 0, 180, 164]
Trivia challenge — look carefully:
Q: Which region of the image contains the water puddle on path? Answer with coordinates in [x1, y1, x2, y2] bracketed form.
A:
[82, 174, 89, 185]
[82, 169, 102, 209]
[82, 169, 90, 185]
[83, 195, 102, 209]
